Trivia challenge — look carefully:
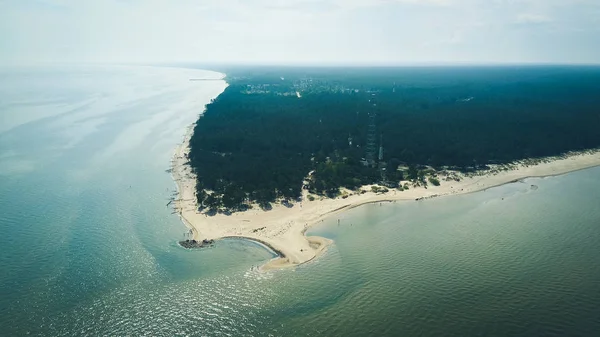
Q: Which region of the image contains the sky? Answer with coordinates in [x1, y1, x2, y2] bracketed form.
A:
[1, 0, 599, 65]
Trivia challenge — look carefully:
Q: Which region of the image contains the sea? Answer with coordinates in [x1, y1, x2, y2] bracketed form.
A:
[0, 65, 599, 336]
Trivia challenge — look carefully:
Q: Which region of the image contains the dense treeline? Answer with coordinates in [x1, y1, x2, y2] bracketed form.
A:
[187, 66, 600, 211]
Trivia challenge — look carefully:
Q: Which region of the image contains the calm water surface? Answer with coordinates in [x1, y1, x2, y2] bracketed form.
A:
[0, 66, 599, 336]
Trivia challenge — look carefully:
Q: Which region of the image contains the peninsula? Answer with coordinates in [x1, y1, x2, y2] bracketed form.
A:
[172, 66, 600, 269]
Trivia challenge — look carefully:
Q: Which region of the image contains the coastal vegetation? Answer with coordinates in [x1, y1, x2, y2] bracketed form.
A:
[187, 66, 600, 212]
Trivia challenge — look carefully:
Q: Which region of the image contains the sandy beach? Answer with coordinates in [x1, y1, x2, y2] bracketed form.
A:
[171, 127, 600, 270]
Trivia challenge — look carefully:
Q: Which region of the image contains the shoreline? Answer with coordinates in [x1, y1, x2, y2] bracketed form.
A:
[172, 125, 600, 270]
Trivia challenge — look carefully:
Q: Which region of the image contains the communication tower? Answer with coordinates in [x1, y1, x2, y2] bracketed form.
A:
[378, 134, 384, 161]
[365, 96, 378, 167]
[378, 134, 387, 183]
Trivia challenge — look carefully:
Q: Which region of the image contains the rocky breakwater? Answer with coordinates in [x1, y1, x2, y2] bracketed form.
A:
[179, 239, 215, 249]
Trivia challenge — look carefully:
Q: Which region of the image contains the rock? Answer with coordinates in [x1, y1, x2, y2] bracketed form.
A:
[179, 239, 215, 249]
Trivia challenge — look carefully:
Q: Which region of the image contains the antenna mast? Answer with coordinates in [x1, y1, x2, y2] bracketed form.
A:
[365, 95, 378, 167]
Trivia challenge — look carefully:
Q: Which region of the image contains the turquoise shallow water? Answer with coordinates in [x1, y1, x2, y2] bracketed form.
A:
[1, 66, 600, 336]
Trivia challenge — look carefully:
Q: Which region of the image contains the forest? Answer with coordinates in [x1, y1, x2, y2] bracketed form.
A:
[187, 66, 600, 212]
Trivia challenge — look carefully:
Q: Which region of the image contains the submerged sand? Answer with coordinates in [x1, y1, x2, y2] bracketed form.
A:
[171, 127, 600, 270]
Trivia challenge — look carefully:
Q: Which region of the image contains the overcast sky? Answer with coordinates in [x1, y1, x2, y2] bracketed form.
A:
[1, 0, 599, 65]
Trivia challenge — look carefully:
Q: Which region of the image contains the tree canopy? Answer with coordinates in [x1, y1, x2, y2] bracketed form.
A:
[187, 66, 600, 211]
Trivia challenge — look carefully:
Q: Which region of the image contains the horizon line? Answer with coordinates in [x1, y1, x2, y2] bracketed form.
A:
[3, 61, 600, 69]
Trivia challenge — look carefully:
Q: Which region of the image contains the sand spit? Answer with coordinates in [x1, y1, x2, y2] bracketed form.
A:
[171, 127, 600, 269]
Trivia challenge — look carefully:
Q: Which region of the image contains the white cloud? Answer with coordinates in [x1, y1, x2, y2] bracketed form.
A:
[516, 13, 552, 24]
[0, 0, 598, 65]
